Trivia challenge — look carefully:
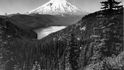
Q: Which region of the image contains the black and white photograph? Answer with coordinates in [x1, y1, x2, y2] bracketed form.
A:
[0, 0, 123, 70]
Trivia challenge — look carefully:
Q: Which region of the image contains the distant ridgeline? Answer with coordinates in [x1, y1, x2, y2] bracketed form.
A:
[0, 8, 123, 70]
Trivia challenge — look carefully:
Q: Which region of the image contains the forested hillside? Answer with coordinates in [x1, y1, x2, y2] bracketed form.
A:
[0, 8, 123, 70]
[0, 16, 37, 39]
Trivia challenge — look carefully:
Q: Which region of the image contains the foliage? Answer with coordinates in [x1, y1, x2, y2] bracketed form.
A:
[0, 8, 123, 70]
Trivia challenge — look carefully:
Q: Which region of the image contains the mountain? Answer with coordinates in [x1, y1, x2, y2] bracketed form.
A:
[26, 0, 86, 39]
[28, 0, 83, 16]
[4, 0, 86, 39]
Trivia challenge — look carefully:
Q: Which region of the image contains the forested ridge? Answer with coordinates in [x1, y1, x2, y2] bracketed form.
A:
[0, 8, 123, 70]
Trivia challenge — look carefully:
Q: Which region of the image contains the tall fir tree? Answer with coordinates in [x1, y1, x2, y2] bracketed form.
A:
[101, 0, 123, 11]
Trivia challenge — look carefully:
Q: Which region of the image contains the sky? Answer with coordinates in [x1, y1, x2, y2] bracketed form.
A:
[0, 0, 123, 15]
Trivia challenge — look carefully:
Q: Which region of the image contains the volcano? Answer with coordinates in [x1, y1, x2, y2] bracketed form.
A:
[28, 0, 82, 16]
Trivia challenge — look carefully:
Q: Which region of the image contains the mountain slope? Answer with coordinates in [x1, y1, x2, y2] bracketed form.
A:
[1, 9, 123, 70]
[28, 0, 83, 16]
[0, 17, 37, 39]
[38, 9, 123, 70]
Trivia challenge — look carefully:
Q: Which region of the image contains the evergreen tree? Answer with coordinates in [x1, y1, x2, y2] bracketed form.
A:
[101, 0, 123, 11]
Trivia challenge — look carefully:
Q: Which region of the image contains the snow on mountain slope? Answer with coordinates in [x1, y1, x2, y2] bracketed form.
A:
[34, 26, 66, 39]
[28, 0, 82, 16]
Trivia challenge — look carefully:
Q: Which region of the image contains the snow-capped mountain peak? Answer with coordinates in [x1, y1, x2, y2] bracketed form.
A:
[28, 0, 82, 16]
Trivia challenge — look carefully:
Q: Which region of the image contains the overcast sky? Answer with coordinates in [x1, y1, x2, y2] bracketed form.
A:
[0, 0, 122, 15]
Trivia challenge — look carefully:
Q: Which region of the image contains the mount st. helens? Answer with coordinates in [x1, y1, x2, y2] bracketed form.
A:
[28, 0, 83, 16]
